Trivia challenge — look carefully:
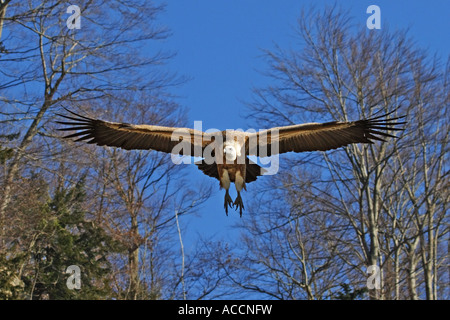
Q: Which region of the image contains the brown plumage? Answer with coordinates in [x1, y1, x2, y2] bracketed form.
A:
[57, 109, 405, 216]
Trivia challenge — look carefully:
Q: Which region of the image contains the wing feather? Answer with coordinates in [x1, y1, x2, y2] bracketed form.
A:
[247, 113, 405, 156]
[57, 109, 214, 155]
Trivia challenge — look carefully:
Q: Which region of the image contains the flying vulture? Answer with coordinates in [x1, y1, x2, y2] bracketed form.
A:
[57, 109, 405, 216]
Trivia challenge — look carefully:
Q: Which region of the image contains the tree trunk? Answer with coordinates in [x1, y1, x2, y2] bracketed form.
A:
[0, 1, 11, 40]
[128, 213, 140, 300]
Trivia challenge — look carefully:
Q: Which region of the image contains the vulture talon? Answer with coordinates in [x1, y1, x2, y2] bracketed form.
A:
[224, 190, 233, 215]
[233, 192, 244, 217]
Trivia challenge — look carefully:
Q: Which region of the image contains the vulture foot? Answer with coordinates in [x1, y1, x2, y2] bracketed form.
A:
[224, 190, 233, 215]
[234, 192, 244, 217]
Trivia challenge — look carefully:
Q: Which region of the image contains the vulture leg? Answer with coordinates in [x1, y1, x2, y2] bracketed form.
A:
[224, 189, 233, 215]
[234, 191, 244, 217]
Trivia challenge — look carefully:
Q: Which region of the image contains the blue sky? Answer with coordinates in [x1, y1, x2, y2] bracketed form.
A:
[156, 0, 450, 246]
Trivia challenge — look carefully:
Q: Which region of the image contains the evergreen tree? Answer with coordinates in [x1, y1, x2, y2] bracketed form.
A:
[0, 177, 124, 299]
[28, 178, 124, 299]
[334, 283, 368, 300]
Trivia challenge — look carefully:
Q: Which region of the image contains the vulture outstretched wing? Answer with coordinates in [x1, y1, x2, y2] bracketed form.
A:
[56, 109, 217, 155]
[247, 112, 406, 156]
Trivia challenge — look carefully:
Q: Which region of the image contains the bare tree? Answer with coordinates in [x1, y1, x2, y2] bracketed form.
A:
[0, 0, 174, 241]
[1, 1, 218, 300]
[241, 6, 448, 300]
[383, 60, 449, 299]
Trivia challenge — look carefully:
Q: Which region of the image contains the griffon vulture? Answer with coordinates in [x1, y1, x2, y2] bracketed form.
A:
[57, 109, 405, 216]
